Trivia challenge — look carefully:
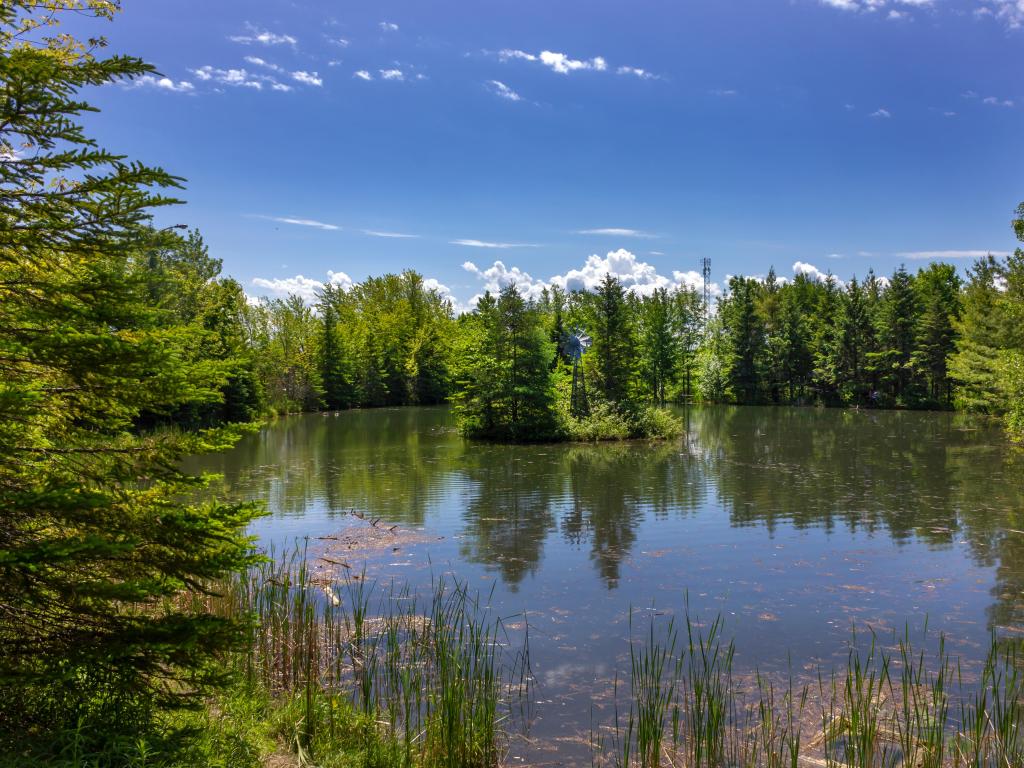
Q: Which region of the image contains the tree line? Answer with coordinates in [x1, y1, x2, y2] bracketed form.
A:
[161, 230, 1023, 441]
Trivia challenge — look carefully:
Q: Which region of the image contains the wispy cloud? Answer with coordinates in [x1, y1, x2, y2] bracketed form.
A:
[576, 228, 657, 238]
[128, 75, 194, 93]
[255, 215, 340, 231]
[710, 88, 737, 97]
[229, 25, 297, 46]
[870, 108, 892, 118]
[896, 249, 1010, 260]
[982, 96, 1015, 107]
[244, 56, 282, 72]
[617, 66, 659, 80]
[451, 239, 538, 249]
[362, 229, 419, 239]
[486, 80, 522, 101]
[192, 66, 302, 92]
[499, 49, 607, 75]
[379, 21, 399, 32]
[353, 70, 373, 81]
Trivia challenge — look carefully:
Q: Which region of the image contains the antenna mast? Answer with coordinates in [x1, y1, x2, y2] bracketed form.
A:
[700, 257, 712, 321]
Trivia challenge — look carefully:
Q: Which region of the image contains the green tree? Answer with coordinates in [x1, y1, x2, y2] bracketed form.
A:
[589, 274, 636, 405]
[453, 285, 560, 441]
[0, 1, 260, 756]
[722, 275, 764, 403]
[872, 265, 920, 404]
[637, 288, 678, 405]
[913, 263, 961, 405]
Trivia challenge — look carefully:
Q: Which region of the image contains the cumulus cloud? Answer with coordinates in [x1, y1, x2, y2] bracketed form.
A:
[244, 56, 282, 72]
[192, 65, 299, 92]
[870, 108, 892, 118]
[380, 69, 404, 81]
[229, 25, 297, 46]
[576, 228, 656, 238]
[128, 75, 194, 93]
[379, 21, 400, 32]
[353, 70, 373, 81]
[486, 80, 522, 101]
[793, 261, 843, 286]
[819, 0, 935, 13]
[978, 0, 1024, 28]
[499, 48, 608, 75]
[292, 70, 323, 86]
[252, 271, 352, 302]
[461, 249, 724, 310]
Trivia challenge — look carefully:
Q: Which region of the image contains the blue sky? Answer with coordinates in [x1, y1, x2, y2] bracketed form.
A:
[75, 0, 1023, 308]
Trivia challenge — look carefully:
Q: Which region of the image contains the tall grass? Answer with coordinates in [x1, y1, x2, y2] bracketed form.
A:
[201, 548, 531, 768]
[598, 613, 1023, 768]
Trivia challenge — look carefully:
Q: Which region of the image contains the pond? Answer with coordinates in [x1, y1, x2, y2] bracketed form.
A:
[185, 405, 1024, 762]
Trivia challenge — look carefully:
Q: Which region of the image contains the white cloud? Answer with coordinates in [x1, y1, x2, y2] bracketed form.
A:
[129, 75, 194, 93]
[328, 37, 350, 47]
[256, 215, 340, 231]
[793, 261, 843, 286]
[710, 88, 737, 97]
[379, 21, 399, 32]
[244, 56, 282, 72]
[820, 0, 934, 11]
[353, 70, 373, 81]
[292, 70, 323, 87]
[616, 66, 659, 80]
[451, 239, 538, 249]
[380, 69, 404, 81]
[462, 249, 723, 308]
[499, 48, 608, 75]
[980, 0, 1024, 28]
[486, 80, 522, 101]
[362, 229, 419, 239]
[229, 25, 297, 46]
[191, 65, 293, 91]
[575, 228, 656, 238]
[870, 107, 892, 118]
[251, 272, 351, 302]
[895, 249, 1011, 260]
[982, 96, 1015, 107]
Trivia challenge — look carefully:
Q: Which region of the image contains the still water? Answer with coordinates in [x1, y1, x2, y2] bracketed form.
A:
[186, 405, 1024, 759]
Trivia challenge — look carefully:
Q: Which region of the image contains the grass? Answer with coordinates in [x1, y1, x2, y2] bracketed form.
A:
[597, 609, 1024, 768]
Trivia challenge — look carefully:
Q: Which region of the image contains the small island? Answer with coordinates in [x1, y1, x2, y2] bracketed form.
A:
[452, 276, 685, 442]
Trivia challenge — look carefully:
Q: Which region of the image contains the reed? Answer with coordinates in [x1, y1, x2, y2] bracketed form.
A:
[599, 614, 1024, 768]
[200, 548, 530, 768]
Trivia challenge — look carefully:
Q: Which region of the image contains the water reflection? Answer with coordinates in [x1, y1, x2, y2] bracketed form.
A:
[187, 405, 1024, 630]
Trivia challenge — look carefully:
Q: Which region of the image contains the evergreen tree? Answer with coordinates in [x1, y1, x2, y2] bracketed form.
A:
[0, 1, 260, 753]
[589, 274, 636, 405]
[913, 263, 961, 405]
[638, 288, 678, 404]
[453, 285, 560, 440]
[723, 276, 764, 403]
[872, 266, 920, 403]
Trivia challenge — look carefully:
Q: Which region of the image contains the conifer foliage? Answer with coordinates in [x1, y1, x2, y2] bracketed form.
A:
[0, 1, 261, 756]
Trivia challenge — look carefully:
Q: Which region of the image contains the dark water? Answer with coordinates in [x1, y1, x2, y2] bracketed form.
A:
[186, 406, 1024, 760]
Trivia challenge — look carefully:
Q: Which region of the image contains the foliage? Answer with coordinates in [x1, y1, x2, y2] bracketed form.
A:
[0, 1, 261, 759]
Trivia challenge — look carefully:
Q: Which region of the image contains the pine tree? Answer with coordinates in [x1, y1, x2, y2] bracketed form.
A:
[723, 276, 764, 403]
[0, 1, 261, 752]
[638, 288, 678, 405]
[590, 274, 636, 405]
[873, 266, 920, 403]
[913, 263, 961, 405]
